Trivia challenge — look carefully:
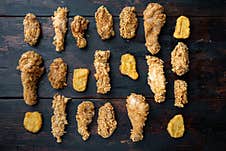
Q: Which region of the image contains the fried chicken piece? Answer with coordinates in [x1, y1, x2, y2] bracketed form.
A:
[73, 68, 90, 92]
[95, 6, 115, 40]
[143, 3, 166, 55]
[23, 13, 41, 46]
[17, 51, 44, 105]
[76, 101, 95, 141]
[94, 50, 111, 94]
[146, 56, 166, 103]
[97, 102, 117, 138]
[171, 42, 189, 76]
[119, 6, 138, 39]
[52, 7, 68, 52]
[126, 93, 149, 142]
[174, 80, 188, 108]
[173, 16, 190, 39]
[167, 114, 185, 138]
[23, 111, 42, 133]
[71, 16, 89, 48]
[48, 58, 67, 89]
[51, 94, 70, 143]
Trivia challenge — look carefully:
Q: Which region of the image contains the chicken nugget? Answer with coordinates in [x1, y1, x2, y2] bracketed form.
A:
[23, 111, 42, 133]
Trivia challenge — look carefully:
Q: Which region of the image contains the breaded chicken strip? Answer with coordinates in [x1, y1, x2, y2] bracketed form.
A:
[174, 80, 188, 108]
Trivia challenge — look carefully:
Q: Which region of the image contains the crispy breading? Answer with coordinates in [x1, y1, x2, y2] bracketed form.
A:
[71, 15, 89, 48]
[23, 111, 42, 133]
[48, 58, 67, 89]
[173, 16, 190, 39]
[174, 80, 188, 108]
[126, 93, 149, 142]
[146, 56, 166, 103]
[23, 13, 41, 46]
[73, 68, 89, 92]
[143, 3, 166, 55]
[97, 102, 117, 138]
[167, 114, 185, 138]
[76, 101, 95, 141]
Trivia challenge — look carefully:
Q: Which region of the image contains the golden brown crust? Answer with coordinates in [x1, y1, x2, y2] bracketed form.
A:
[23, 111, 42, 133]
[167, 114, 185, 138]
[73, 68, 89, 92]
[174, 80, 188, 108]
[173, 16, 190, 39]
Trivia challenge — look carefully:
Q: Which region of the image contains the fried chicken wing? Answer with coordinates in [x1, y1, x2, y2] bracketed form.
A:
[174, 80, 188, 108]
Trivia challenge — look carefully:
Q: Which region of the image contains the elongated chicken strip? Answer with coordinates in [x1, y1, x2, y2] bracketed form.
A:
[126, 93, 149, 142]
[174, 80, 188, 108]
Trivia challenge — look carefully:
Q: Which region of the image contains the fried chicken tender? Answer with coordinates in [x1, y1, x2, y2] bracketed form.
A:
[126, 93, 149, 142]
[71, 16, 89, 48]
[146, 56, 166, 103]
[173, 16, 190, 39]
[51, 94, 70, 143]
[23, 111, 42, 133]
[23, 13, 41, 46]
[97, 102, 117, 138]
[94, 50, 111, 94]
[52, 7, 68, 52]
[17, 51, 44, 105]
[174, 80, 188, 108]
[119, 6, 138, 39]
[171, 42, 189, 76]
[73, 68, 89, 92]
[119, 53, 138, 80]
[95, 6, 115, 40]
[167, 114, 185, 138]
[48, 58, 67, 89]
[143, 3, 166, 55]
[76, 101, 95, 141]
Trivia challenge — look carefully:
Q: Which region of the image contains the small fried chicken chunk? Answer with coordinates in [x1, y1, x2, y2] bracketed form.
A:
[76, 101, 95, 141]
[97, 102, 117, 138]
[52, 7, 68, 52]
[174, 80, 188, 108]
[17, 51, 44, 105]
[23, 111, 42, 133]
[71, 16, 89, 48]
[173, 16, 190, 39]
[23, 13, 41, 46]
[95, 6, 115, 40]
[167, 114, 185, 138]
[51, 94, 70, 143]
[126, 93, 149, 142]
[73, 68, 89, 92]
[119, 53, 138, 80]
[146, 56, 166, 103]
[143, 3, 166, 55]
[48, 58, 67, 89]
[119, 6, 138, 39]
[171, 42, 189, 76]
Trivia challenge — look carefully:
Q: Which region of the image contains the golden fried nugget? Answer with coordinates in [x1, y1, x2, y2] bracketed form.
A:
[97, 102, 117, 138]
[167, 114, 185, 138]
[119, 6, 138, 39]
[146, 56, 166, 103]
[73, 68, 89, 92]
[23, 13, 41, 46]
[71, 15, 89, 48]
[23, 111, 42, 133]
[52, 7, 68, 52]
[126, 93, 149, 142]
[174, 80, 188, 108]
[173, 16, 190, 39]
[143, 3, 166, 55]
[119, 53, 138, 80]
[76, 101, 95, 141]
[171, 42, 189, 76]
[95, 6, 115, 40]
[48, 58, 67, 89]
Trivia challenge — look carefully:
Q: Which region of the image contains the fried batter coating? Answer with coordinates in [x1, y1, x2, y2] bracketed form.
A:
[71, 16, 89, 48]
[23, 13, 41, 46]
[146, 56, 166, 103]
[94, 50, 111, 94]
[52, 7, 68, 52]
[97, 102, 117, 138]
[174, 80, 188, 108]
[126, 93, 149, 142]
[17, 51, 44, 105]
[143, 3, 166, 55]
[167, 114, 185, 138]
[119, 53, 138, 80]
[51, 94, 70, 143]
[95, 6, 115, 40]
[73, 68, 89, 92]
[171, 42, 189, 76]
[23, 111, 42, 133]
[173, 16, 190, 39]
[119, 6, 138, 39]
[76, 101, 95, 141]
[48, 58, 67, 89]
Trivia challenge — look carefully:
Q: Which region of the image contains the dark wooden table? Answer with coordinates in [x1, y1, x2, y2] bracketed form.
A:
[0, 0, 226, 150]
